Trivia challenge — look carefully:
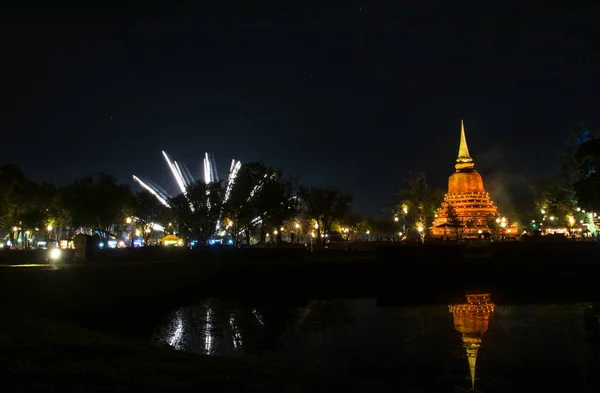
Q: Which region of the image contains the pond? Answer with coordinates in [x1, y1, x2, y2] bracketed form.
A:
[152, 294, 600, 392]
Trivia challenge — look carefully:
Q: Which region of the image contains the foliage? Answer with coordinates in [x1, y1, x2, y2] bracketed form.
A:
[170, 181, 224, 244]
[396, 171, 443, 241]
[133, 191, 167, 245]
[298, 186, 352, 246]
[573, 138, 600, 210]
[530, 180, 577, 226]
[64, 173, 133, 240]
[445, 204, 474, 242]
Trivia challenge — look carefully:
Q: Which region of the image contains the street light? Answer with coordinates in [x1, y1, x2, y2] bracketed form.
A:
[126, 217, 132, 224]
[47, 225, 53, 232]
[417, 226, 423, 232]
[394, 217, 399, 222]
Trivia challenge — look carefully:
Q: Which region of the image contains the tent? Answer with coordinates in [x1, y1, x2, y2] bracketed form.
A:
[160, 234, 184, 246]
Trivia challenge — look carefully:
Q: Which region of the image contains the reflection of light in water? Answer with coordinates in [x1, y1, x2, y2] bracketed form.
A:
[168, 311, 184, 350]
[252, 308, 264, 326]
[229, 313, 243, 349]
[205, 308, 213, 354]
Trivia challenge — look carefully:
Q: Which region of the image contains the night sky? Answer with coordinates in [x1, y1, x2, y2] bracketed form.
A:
[2, 3, 599, 214]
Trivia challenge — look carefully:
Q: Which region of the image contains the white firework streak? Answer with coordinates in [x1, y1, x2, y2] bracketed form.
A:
[132, 176, 170, 207]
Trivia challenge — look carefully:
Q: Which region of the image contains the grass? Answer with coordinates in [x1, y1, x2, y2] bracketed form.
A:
[0, 314, 386, 393]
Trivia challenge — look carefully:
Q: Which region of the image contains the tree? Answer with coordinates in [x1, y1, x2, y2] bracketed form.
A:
[445, 204, 474, 242]
[253, 172, 299, 245]
[65, 173, 133, 242]
[396, 171, 443, 242]
[298, 186, 352, 247]
[170, 180, 224, 244]
[0, 165, 49, 248]
[531, 180, 577, 227]
[222, 162, 267, 246]
[573, 138, 600, 210]
[133, 190, 167, 245]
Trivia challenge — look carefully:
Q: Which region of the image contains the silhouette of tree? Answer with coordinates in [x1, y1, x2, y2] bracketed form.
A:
[397, 171, 442, 242]
[170, 181, 224, 244]
[133, 190, 167, 245]
[298, 186, 352, 247]
[65, 173, 133, 242]
[445, 204, 474, 242]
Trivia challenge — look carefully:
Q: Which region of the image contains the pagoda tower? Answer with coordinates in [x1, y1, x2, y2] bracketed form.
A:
[449, 293, 495, 391]
[432, 120, 516, 239]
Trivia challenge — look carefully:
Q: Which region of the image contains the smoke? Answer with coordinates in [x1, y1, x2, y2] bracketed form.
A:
[476, 146, 532, 217]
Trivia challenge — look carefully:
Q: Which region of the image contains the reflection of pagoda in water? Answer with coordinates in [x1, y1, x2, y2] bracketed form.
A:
[449, 294, 495, 391]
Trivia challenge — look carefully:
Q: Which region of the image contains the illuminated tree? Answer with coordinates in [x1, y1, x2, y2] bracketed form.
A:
[396, 170, 443, 242]
[133, 190, 167, 245]
[298, 186, 352, 247]
[446, 204, 474, 242]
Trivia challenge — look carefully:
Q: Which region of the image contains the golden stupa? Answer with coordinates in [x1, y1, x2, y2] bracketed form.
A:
[432, 121, 517, 239]
[449, 293, 495, 391]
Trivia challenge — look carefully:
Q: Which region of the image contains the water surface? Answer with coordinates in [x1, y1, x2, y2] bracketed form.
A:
[153, 295, 600, 392]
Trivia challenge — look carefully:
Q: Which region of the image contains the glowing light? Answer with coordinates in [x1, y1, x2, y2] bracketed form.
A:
[295, 223, 300, 229]
[47, 225, 53, 232]
[126, 217, 132, 224]
[273, 230, 278, 235]
[403, 206, 408, 214]
[478, 230, 482, 234]
[576, 207, 581, 212]
[12, 226, 17, 232]
[145, 228, 151, 233]
[417, 226, 423, 232]
[394, 217, 399, 222]
[549, 216, 555, 221]
[314, 223, 319, 229]
[366, 230, 370, 235]
[568, 216, 575, 224]
[280, 227, 284, 231]
[135, 230, 141, 236]
[49, 248, 61, 260]
[507, 229, 512, 233]
[541, 209, 546, 214]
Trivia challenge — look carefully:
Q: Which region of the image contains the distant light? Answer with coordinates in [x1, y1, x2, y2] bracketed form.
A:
[273, 230, 278, 235]
[118, 240, 125, 247]
[99, 242, 104, 248]
[541, 209, 546, 214]
[366, 230, 370, 235]
[227, 239, 233, 245]
[126, 217, 132, 224]
[576, 207, 581, 212]
[394, 217, 399, 222]
[478, 230, 482, 234]
[295, 223, 300, 229]
[47, 225, 53, 232]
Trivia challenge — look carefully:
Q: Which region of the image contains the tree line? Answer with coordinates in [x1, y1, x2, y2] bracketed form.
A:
[0, 162, 382, 248]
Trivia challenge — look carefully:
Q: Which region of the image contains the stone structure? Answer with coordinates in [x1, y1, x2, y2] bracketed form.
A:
[432, 121, 517, 239]
[449, 293, 495, 391]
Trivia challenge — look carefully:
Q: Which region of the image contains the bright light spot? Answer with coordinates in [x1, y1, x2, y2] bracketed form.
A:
[577, 207, 581, 212]
[417, 226, 423, 232]
[295, 223, 300, 229]
[478, 230, 482, 234]
[49, 248, 61, 260]
[366, 230, 370, 235]
[549, 216, 555, 221]
[145, 228, 151, 233]
[507, 229, 512, 233]
[118, 240, 125, 247]
[541, 209, 546, 214]
[47, 225, 53, 232]
[568, 216, 575, 224]
[501, 222, 506, 228]
[12, 227, 18, 232]
[495, 218, 500, 223]
[394, 217, 399, 222]
[273, 230, 278, 235]
[135, 230, 141, 236]
[126, 217, 132, 224]
[314, 223, 319, 229]
[99, 242, 104, 248]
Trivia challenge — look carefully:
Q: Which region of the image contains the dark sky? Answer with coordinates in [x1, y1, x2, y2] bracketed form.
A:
[2, 3, 600, 214]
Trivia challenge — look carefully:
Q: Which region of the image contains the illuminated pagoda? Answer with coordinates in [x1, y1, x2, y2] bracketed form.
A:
[449, 293, 495, 391]
[432, 120, 517, 239]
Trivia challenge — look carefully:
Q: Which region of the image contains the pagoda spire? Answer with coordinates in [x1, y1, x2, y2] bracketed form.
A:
[455, 119, 475, 171]
[458, 119, 470, 158]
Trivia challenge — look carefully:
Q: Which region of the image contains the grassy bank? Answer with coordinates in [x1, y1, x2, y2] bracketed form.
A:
[0, 314, 384, 393]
